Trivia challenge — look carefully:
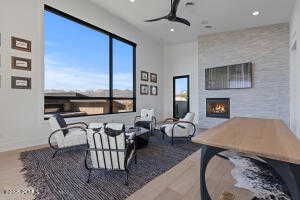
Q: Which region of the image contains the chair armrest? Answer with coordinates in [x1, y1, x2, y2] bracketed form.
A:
[172, 121, 196, 137]
[164, 118, 178, 123]
[67, 122, 88, 129]
[48, 126, 88, 150]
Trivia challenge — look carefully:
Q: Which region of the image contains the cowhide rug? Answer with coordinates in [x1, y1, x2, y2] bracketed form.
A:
[219, 151, 291, 200]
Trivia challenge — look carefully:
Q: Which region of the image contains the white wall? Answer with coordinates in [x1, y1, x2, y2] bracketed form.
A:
[198, 24, 290, 129]
[163, 42, 199, 124]
[290, 0, 300, 138]
[0, 0, 164, 152]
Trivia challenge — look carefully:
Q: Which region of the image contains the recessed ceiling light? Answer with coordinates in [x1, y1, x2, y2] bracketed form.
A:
[252, 10, 260, 16]
[130, 0, 135, 2]
[170, 28, 175, 32]
[204, 25, 213, 29]
[185, 2, 195, 7]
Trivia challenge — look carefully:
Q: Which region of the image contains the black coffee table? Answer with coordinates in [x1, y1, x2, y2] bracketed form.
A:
[126, 126, 150, 149]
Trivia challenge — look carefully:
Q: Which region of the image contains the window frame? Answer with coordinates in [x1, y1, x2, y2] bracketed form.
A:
[44, 5, 136, 119]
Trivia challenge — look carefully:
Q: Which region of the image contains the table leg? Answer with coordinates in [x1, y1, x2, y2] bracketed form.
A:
[261, 157, 300, 200]
[200, 145, 225, 200]
[199, 145, 300, 200]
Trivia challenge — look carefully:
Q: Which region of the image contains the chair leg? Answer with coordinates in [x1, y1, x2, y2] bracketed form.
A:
[134, 153, 137, 164]
[125, 170, 129, 186]
[52, 149, 60, 158]
[171, 137, 174, 145]
[87, 169, 92, 183]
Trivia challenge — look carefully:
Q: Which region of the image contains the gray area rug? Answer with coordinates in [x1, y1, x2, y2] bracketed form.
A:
[20, 133, 201, 200]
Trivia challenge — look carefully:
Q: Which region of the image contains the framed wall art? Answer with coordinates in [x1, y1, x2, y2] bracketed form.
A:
[12, 56, 32, 71]
[11, 36, 31, 52]
[150, 85, 158, 96]
[140, 84, 149, 95]
[11, 76, 31, 89]
[205, 62, 252, 90]
[150, 73, 157, 83]
[141, 71, 149, 81]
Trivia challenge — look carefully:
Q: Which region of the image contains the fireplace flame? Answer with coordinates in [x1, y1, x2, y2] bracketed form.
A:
[212, 103, 226, 113]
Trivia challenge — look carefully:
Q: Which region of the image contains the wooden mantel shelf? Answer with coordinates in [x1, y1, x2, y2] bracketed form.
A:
[192, 117, 300, 165]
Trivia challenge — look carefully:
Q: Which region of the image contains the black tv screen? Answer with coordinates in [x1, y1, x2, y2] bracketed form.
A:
[205, 62, 253, 90]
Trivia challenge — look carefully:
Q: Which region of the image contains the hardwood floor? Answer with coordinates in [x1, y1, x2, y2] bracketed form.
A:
[0, 144, 48, 200]
[0, 143, 254, 200]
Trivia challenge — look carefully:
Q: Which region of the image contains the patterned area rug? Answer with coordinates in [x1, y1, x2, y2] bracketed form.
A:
[20, 133, 201, 200]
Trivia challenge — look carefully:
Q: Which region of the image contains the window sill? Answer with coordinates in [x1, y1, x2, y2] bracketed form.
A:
[44, 111, 136, 120]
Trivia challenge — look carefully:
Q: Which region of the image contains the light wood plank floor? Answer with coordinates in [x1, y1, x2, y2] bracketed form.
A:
[0, 144, 254, 200]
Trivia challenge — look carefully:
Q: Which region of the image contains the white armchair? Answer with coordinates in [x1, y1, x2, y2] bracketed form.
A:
[48, 114, 88, 158]
[160, 112, 196, 145]
[134, 109, 156, 133]
[85, 123, 137, 185]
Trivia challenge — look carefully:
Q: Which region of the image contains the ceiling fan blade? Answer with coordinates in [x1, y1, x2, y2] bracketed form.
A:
[173, 17, 191, 26]
[144, 16, 168, 22]
[170, 0, 181, 15]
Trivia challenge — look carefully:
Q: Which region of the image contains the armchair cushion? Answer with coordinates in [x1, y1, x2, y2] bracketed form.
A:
[89, 123, 105, 130]
[63, 129, 87, 148]
[87, 123, 132, 170]
[49, 115, 87, 149]
[161, 123, 190, 137]
[161, 112, 195, 138]
[140, 109, 155, 121]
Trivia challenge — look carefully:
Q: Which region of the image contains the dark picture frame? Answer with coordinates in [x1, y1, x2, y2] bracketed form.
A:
[150, 73, 157, 83]
[11, 76, 31, 89]
[12, 56, 32, 71]
[11, 36, 32, 52]
[140, 84, 149, 95]
[150, 85, 158, 96]
[205, 62, 253, 90]
[141, 71, 149, 81]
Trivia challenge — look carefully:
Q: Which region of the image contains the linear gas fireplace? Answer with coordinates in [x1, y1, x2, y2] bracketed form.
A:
[206, 98, 230, 119]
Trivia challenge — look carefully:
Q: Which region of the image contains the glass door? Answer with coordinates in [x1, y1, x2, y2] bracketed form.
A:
[173, 75, 190, 119]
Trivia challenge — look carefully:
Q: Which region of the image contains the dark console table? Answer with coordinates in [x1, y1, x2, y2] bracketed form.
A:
[192, 117, 300, 200]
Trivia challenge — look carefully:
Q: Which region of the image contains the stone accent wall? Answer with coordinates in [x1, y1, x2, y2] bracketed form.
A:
[198, 23, 290, 128]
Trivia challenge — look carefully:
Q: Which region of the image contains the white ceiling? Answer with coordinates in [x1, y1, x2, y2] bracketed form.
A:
[90, 0, 295, 44]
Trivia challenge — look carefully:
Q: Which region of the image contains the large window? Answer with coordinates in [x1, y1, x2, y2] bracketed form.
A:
[44, 6, 136, 118]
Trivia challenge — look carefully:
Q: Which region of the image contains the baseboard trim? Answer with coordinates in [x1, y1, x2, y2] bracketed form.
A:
[0, 137, 49, 153]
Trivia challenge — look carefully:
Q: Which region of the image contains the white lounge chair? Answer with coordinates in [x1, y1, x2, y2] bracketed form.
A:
[48, 114, 88, 158]
[85, 123, 137, 185]
[134, 108, 156, 133]
[160, 112, 196, 145]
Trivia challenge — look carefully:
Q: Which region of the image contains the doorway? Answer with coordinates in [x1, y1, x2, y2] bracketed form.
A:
[173, 75, 190, 119]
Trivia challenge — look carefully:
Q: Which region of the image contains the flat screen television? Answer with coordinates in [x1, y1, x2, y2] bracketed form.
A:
[205, 62, 253, 90]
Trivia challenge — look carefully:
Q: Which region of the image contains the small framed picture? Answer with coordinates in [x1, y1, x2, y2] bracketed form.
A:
[12, 56, 32, 71]
[141, 71, 149, 81]
[150, 73, 157, 83]
[150, 85, 158, 96]
[11, 36, 31, 52]
[11, 76, 31, 89]
[140, 84, 149, 95]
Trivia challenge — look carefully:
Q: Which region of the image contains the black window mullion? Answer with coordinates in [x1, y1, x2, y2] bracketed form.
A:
[109, 36, 113, 114]
[133, 46, 136, 112]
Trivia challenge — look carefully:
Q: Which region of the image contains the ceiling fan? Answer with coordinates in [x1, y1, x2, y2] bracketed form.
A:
[144, 0, 191, 26]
